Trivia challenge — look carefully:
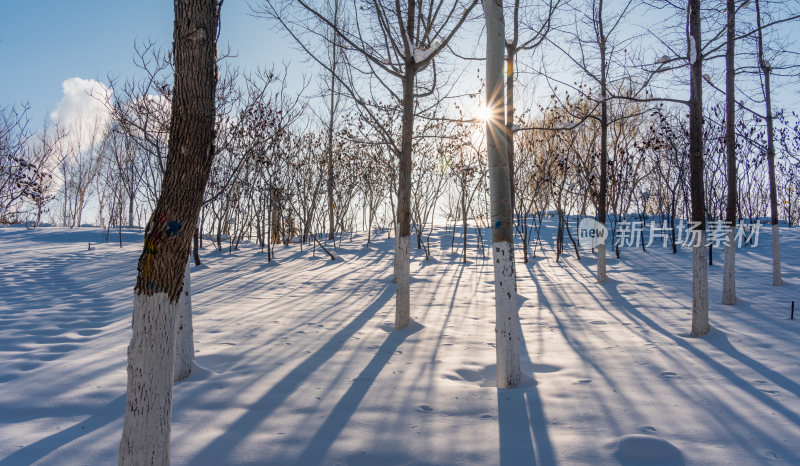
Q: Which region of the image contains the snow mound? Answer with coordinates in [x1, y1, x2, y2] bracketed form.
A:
[611, 434, 684, 465]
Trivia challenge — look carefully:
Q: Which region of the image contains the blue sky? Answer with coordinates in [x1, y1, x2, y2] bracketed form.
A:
[0, 1, 294, 124]
[1, 2, 797, 127]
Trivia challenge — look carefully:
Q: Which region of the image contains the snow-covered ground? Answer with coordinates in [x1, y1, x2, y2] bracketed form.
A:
[0, 220, 798, 465]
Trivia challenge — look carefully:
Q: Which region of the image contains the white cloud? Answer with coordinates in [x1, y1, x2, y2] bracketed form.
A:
[50, 77, 113, 153]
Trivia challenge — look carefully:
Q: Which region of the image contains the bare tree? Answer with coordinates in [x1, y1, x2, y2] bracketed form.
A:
[118, 0, 219, 463]
[686, 0, 710, 337]
[259, 0, 479, 329]
[0, 104, 33, 220]
[754, 0, 781, 285]
[484, 0, 520, 389]
[722, 0, 738, 304]
[505, 0, 561, 270]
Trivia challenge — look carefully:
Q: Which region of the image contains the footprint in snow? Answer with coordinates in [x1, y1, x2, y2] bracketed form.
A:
[660, 371, 678, 379]
[418, 405, 433, 412]
[575, 379, 592, 385]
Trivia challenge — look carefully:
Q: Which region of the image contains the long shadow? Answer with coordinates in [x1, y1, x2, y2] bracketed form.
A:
[0, 227, 143, 245]
[498, 319, 556, 465]
[530, 255, 800, 460]
[189, 283, 396, 464]
[171, 246, 396, 411]
[428, 262, 465, 364]
[706, 329, 800, 397]
[598, 278, 800, 430]
[524, 261, 619, 393]
[0, 394, 125, 465]
[293, 321, 423, 465]
[194, 247, 394, 368]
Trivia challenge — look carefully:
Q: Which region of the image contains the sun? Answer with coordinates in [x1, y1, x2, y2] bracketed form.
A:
[473, 103, 492, 122]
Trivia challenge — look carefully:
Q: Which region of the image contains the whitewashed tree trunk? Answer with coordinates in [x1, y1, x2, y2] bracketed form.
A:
[691, 232, 709, 337]
[771, 224, 782, 285]
[119, 293, 178, 465]
[174, 259, 194, 382]
[484, 0, 521, 389]
[597, 243, 607, 282]
[395, 234, 410, 329]
[493, 241, 520, 387]
[722, 230, 736, 304]
[118, 0, 218, 463]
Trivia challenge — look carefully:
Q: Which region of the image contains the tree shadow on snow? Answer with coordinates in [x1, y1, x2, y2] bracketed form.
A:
[188, 282, 397, 464]
[545, 263, 800, 462]
[0, 394, 125, 465]
[294, 320, 423, 465]
[497, 320, 556, 466]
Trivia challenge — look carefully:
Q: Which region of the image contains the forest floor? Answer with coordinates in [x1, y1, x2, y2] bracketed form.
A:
[0, 218, 798, 465]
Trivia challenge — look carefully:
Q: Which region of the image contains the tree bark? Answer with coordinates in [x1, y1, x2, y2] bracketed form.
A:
[484, 0, 520, 389]
[118, 0, 218, 463]
[688, 0, 709, 337]
[129, 194, 135, 227]
[193, 226, 202, 266]
[722, 0, 737, 305]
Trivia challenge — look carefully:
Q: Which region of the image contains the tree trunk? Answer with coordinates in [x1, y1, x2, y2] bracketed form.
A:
[692, 231, 709, 334]
[118, 0, 218, 463]
[174, 258, 194, 381]
[76, 191, 85, 227]
[394, 3, 416, 331]
[505, 49, 515, 223]
[505, 48, 518, 286]
[688, 0, 709, 337]
[327, 43, 337, 241]
[755, 0, 782, 286]
[129, 193, 135, 227]
[484, 0, 520, 389]
[722, 0, 737, 305]
[193, 226, 201, 266]
[597, 0, 609, 282]
[462, 188, 468, 263]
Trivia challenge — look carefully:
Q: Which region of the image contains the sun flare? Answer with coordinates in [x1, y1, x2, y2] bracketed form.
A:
[473, 104, 492, 122]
